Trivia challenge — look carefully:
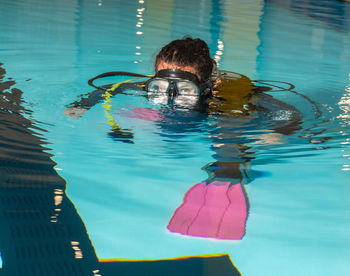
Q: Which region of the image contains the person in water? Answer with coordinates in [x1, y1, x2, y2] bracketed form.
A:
[65, 37, 302, 240]
[65, 37, 257, 115]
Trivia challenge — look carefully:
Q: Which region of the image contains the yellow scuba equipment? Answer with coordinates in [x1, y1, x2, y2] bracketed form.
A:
[87, 71, 152, 130]
[101, 77, 143, 129]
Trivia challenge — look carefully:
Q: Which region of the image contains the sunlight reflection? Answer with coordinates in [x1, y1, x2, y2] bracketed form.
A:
[337, 75, 350, 120]
[339, 74, 350, 172]
[71, 241, 83, 259]
[54, 189, 63, 206]
[134, 0, 145, 63]
[214, 40, 224, 66]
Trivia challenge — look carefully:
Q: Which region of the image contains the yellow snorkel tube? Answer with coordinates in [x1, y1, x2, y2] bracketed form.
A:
[88, 71, 153, 131]
[101, 77, 143, 129]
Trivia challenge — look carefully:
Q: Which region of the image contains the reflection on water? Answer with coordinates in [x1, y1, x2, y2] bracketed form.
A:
[338, 77, 350, 172]
[338, 78, 350, 122]
[289, 0, 350, 31]
[0, 62, 100, 275]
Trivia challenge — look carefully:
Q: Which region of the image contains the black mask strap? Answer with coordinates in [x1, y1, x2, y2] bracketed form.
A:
[156, 69, 201, 85]
[88, 71, 150, 90]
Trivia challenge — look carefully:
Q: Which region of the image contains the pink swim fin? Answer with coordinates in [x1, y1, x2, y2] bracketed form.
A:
[167, 181, 248, 240]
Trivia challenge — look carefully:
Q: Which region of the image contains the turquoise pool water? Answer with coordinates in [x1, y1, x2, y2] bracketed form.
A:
[0, 0, 349, 275]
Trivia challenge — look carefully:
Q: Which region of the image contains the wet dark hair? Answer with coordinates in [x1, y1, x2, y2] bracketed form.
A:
[155, 37, 214, 83]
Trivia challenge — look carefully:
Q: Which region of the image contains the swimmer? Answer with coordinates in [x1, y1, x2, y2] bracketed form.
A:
[65, 37, 302, 152]
[64, 37, 253, 115]
[64, 37, 303, 240]
[64, 36, 302, 164]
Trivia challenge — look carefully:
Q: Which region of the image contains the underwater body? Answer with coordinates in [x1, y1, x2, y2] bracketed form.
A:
[0, 0, 350, 275]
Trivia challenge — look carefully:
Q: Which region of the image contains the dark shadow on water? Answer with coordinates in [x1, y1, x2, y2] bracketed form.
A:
[0, 62, 99, 275]
[289, 0, 350, 31]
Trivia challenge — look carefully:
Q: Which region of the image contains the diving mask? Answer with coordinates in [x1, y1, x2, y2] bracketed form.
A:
[146, 69, 212, 106]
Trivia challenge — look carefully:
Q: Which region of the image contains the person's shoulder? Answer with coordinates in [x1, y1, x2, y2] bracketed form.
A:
[208, 70, 256, 114]
[213, 70, 255, 92]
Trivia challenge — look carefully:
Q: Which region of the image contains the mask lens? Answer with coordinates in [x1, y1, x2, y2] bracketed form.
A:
[176, 81, 199, 96]
[147, 79, 169, 94]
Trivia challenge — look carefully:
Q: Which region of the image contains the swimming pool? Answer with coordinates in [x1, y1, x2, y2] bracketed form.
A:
[0, 0, 349, 275]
